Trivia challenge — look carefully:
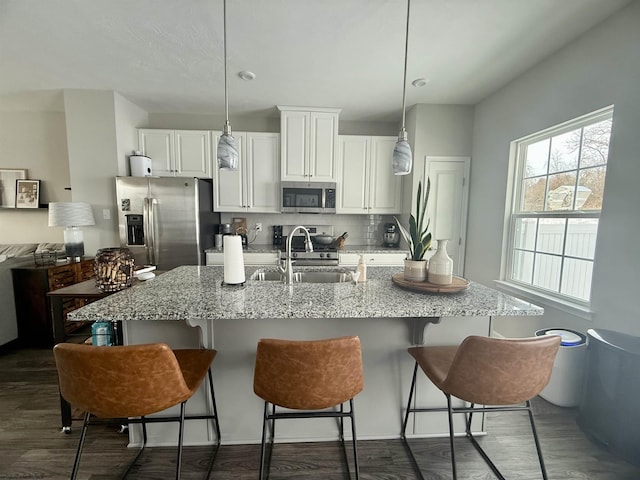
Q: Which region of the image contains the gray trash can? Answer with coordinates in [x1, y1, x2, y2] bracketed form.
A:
[577, 328, 640, 467]
[535, 328, 587, 407]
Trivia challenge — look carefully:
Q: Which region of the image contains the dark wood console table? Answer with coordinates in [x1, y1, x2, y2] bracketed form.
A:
[12, 259, 94, 347]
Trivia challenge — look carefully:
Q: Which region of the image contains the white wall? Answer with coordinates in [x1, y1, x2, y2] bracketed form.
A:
[0, 108, 70, 243]
[468, 1, 640, 337]
[63, 90, 148, 255]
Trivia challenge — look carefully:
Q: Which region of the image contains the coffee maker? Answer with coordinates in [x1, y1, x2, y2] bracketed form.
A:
[272, 225, 284, 247]
[383, 223, 400, 247]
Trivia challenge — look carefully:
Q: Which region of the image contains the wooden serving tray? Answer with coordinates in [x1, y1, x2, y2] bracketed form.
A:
[391, 273, 470, 293]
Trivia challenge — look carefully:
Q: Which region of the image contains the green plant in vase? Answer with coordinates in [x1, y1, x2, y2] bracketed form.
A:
[394, 178, 431, 281]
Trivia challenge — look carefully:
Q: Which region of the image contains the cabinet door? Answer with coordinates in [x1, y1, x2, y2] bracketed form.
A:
[174, 130, 212, 178]
[246, 132, 280, 212]
[280, 111, 309, 181]
[368, 136, 402, 213]
[213, 132, 246, 212]
[138, 129, 174, 176]
[424, 157, 470, 276]
[308, 111, 338, 181]
[337, 136, 369, 213]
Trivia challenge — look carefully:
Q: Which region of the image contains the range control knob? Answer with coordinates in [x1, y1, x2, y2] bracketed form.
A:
[292, 252, 298, 258]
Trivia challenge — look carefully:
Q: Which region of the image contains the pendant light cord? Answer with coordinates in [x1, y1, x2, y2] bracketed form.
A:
[401, 0, 410, 131]
[223, 0, 229, 125]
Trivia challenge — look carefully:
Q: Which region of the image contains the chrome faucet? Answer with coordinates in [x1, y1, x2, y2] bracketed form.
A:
[281, 225, 313, 284]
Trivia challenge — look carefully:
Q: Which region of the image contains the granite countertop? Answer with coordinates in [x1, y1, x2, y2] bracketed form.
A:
[68, 265, 543, 322]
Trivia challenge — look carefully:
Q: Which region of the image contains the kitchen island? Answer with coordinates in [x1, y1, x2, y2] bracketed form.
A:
[69, 265, 543, 446]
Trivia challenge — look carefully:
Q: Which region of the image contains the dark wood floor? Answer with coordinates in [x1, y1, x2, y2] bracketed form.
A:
[1, 346, 639, 479]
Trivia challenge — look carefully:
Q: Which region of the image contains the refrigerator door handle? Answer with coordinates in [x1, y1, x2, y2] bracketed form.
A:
[143, 197, 155, 265]
[149, 197, 159, 265]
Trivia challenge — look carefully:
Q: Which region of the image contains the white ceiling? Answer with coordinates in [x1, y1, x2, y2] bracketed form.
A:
[0, 0, 631, 122]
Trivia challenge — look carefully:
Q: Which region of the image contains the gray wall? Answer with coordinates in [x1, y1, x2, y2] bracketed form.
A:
[468, 0, 640, 337]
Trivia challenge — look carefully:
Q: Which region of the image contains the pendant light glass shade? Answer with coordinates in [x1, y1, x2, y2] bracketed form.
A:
[393, 129, 412, 176]
[393, 0, 413, 176]
[217, 0, 238, 170]
[218, 127, 239, 170]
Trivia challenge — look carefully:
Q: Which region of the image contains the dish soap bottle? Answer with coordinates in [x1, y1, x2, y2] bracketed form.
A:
[355, 255, 367, 283]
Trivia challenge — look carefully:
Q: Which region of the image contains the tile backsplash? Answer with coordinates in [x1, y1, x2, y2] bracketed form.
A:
[218, 212, 397, 247]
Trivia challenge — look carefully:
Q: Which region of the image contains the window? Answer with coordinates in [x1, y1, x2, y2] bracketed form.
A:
[502, 107, 613, 310]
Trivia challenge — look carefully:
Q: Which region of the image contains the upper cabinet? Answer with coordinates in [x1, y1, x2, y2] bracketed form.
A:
[337, 135, 402, 214]
[213, 132, 280, 213]
[138, 129, 212, 178]
[278, 106, 340, 182]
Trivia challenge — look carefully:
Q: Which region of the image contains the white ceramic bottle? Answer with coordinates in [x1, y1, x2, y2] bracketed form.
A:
[428, 239, 453, 285]
[355, 255, 367, 282]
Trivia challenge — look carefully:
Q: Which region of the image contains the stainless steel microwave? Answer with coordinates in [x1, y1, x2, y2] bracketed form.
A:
[281, 181, 336, 213]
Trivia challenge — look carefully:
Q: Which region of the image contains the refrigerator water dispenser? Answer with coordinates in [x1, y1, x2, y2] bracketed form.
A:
[126, 214, 144, 245]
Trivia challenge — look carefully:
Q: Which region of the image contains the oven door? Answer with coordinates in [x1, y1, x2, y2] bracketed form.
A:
[281, 182, 325, 213]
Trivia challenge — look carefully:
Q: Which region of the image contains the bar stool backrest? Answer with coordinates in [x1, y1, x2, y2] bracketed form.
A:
[253, 336, 364, 410]
[53, 342, 195, 418]
[443, 335, 561, 405]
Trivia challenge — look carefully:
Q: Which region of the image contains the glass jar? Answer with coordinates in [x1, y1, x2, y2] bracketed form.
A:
[94, 247, 135, 292]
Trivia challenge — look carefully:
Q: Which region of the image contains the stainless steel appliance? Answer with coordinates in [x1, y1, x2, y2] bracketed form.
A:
[272, 225, 284, 247]
[281, 226, 339, 266]
[115, 176, 220, 270]
[383, 223, 400, 247]
[281, 181, 336, 213]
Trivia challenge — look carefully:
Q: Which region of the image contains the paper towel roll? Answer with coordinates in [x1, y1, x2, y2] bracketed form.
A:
[223, 235, 245, 285]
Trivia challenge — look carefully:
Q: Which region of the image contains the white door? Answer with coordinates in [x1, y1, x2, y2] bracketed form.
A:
[337, 135, 369, 213]
[369, 136, 401, 213]
[425, 157, 470, 276]
[280, 111, 309, 181]
[138, 129, 174, 176]
[309, 111, 338, 181]
[246, 132, 280, 212]
[214, 132, 246, 212]
[174, 130, 212, 178]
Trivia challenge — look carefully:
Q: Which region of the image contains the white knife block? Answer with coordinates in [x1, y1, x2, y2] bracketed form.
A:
[223, 235, 245, 285]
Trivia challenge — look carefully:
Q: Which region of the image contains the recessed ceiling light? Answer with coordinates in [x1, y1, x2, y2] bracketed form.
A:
[411, 78, 429, 87]
[238, 71, 256, 81]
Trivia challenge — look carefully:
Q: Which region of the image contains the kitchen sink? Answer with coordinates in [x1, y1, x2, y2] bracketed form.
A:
[249, 269, 353, 284]
[250, 270, 285, 282]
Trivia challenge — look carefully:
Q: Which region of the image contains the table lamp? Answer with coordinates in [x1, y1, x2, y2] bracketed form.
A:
[48, 202, 95, 261]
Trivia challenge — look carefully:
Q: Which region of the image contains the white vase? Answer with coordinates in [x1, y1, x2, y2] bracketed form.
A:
[404, 259, 428, 282]
[428, 240, 453, 285]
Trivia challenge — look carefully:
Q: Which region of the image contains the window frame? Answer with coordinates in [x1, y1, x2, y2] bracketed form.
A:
[499, 106, 613, 317]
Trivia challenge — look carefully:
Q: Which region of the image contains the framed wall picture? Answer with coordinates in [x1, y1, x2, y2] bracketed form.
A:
[15, 179, 40, 209]
[0, 168, 27, 208]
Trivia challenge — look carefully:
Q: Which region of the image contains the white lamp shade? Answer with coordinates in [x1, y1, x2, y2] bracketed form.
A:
[217, 133, 239, 170]
[392, 139, 412, 175]
[48, 202, 95, 227]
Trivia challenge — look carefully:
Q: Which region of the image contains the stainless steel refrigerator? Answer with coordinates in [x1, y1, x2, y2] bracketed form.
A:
[115, 177, 220, 270]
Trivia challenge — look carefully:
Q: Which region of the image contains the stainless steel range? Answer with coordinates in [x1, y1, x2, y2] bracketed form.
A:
[280, 226, 339, 266]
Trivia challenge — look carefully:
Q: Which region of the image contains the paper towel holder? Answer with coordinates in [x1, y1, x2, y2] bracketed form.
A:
[222, 234, 246, 286]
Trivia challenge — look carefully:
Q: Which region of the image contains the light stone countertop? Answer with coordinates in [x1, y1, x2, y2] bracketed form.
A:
[68, 265, 543, 322]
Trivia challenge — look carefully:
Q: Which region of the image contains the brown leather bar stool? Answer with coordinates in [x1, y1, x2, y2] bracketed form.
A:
[401, 335, 561, 480]
[253, 336, 364, 480]
[53, 342, 221, 480]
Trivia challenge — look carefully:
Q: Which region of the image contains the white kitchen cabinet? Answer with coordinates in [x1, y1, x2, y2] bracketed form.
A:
[206, 251, 279, 266]
[337, 135, 402, 214]
[339, 252, 408, 267]
[138, 129, 212, 178]
[213, 132, 280, 213]
[278, 106, 340, 182]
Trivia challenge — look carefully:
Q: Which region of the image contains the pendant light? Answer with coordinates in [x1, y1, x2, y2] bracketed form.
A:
[217, 0, 239, 170]
[392, 0, 412, 176]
